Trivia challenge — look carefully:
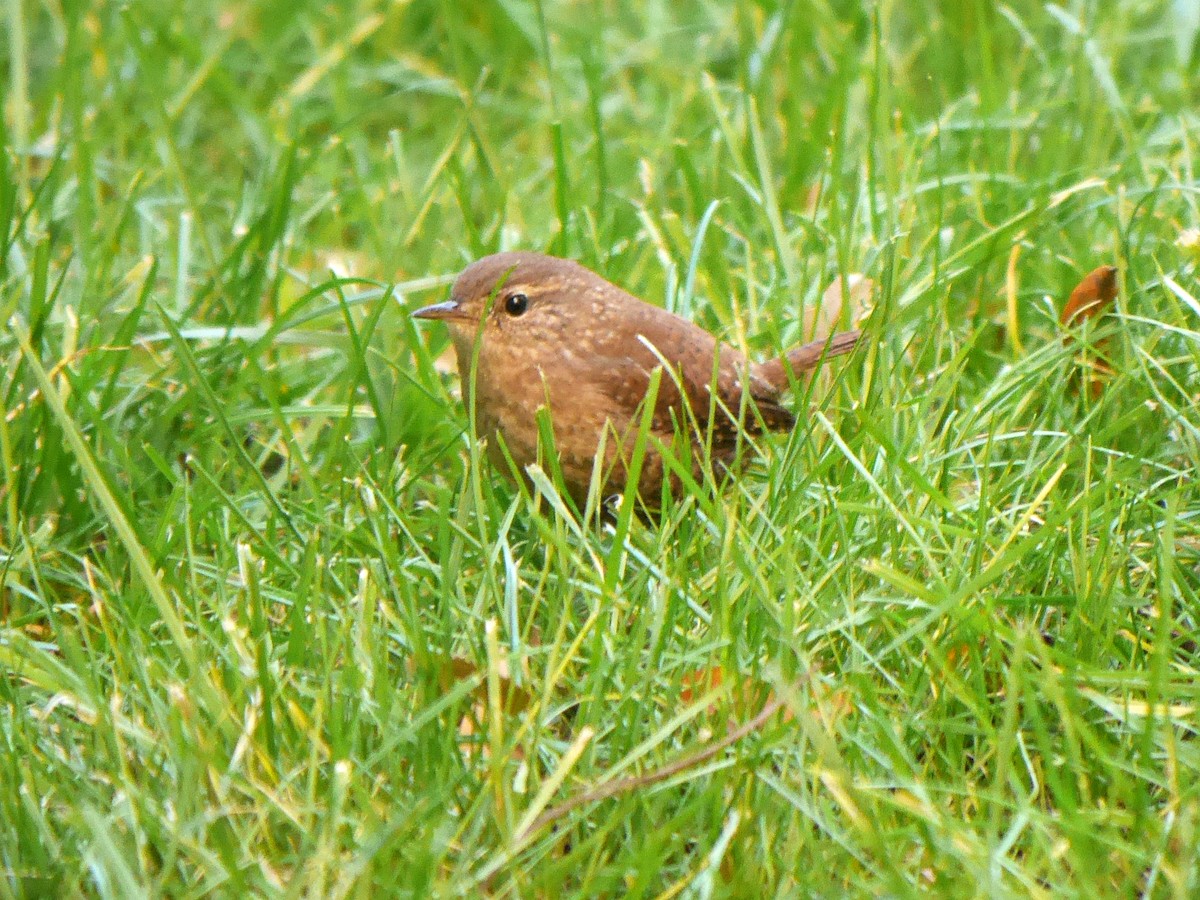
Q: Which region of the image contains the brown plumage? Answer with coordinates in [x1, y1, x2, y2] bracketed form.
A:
[413, 251, 861, 509]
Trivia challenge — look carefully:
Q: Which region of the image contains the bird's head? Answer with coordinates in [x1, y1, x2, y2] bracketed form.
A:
[412, 252, 605, 363]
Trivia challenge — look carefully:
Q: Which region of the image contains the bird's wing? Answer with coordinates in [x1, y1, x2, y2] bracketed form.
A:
[580, 310, 795, 444]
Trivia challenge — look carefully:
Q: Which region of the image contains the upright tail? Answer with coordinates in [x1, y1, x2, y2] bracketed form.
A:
[757, 329, 862, 391]
[787, 329, 861, 371]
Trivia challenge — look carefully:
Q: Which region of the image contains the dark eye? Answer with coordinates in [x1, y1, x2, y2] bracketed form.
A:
[504, 292, 529, 316]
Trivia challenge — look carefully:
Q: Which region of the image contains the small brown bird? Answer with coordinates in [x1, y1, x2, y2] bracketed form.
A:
[413, 252, 861, 510]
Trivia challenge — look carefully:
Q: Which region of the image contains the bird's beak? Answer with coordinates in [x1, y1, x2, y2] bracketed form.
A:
[411, 299, 468, 321]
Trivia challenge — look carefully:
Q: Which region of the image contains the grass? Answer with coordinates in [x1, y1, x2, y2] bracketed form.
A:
[2, 0, 1199, 895]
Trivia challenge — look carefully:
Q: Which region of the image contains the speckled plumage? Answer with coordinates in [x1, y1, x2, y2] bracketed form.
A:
[413, 251, 861, 509]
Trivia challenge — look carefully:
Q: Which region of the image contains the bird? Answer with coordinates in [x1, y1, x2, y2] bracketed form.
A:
[412, 251, 861, 512]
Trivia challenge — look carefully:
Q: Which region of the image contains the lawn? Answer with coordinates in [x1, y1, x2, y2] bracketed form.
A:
[2, 0, 1199, 895]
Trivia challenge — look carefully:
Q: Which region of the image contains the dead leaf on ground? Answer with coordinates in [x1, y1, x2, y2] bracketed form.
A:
[1061, 265, 1119, 329]
[679, 665, 851, 732]
[1060, 264, 1120, 399]
[807, 274, 875, 341]
[408, 654, 536, 759]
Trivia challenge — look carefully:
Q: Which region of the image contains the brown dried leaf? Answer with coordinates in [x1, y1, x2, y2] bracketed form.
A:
[679, 666, 853, 731]
[679, 665, 726, 706]
[1061, 265, 1119, 329]
[808, 274, 875, 340]
[409, 655, 533, 761]
[1060, 265, 1120, 399]
[408, 654, 535, 715]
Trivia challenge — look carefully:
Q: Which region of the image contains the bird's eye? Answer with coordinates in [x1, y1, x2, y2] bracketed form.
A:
[504, 292, 529, 316]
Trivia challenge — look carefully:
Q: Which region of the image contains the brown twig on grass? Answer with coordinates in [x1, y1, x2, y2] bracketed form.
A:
[519, 696, 785, 840]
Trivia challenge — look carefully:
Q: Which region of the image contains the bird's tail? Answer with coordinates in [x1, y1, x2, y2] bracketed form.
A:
[757, 329, 861, 390]
[785, 329, 861, 372]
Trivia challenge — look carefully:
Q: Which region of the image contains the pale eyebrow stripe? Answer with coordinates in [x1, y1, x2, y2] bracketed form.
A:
[503, 278, 568, 296]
